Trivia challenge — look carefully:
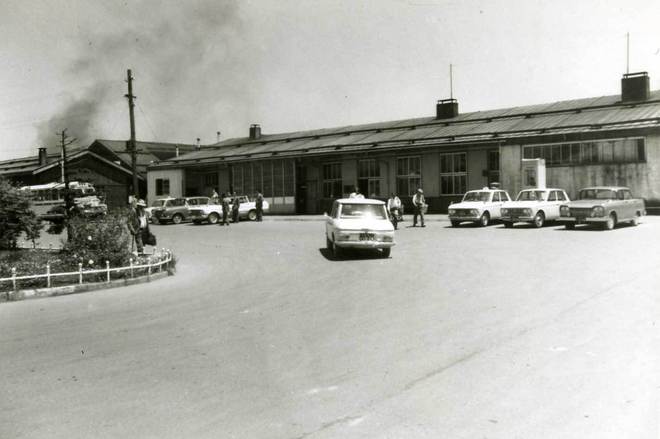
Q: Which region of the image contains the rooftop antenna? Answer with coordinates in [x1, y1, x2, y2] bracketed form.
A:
[449, 63, 454, 100]
[626, 32, 630, 74]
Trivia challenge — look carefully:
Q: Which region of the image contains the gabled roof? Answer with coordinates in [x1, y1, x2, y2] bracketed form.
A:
[150, 90, 660, 169]
[33, 149, 144, 180]
[92, 139, 198, 175]
[0, 153, 61, 177]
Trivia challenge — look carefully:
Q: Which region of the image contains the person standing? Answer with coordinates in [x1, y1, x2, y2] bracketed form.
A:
[232, 193, 240, 223]
[211, 188, 219, 202]
[221, 192, 231, 226]
[127, 199, 149, 254]
[412, 188, 426, 227]
[255, 190, 264, 222]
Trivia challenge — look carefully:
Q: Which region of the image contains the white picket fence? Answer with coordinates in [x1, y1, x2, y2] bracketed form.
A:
[1, 248, 173, 293]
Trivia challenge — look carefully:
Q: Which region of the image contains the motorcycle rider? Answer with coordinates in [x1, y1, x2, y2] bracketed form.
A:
[387, 192, 402, 230]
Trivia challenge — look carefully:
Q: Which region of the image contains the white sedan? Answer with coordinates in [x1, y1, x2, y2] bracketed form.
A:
[325, 198, 395, 259]
[448, 188, 512, 227]
[501, 188, 570, 228]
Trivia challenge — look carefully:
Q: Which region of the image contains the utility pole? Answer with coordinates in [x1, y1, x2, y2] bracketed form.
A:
[125, 69, 139, 200]
[59, 129, 76, 213]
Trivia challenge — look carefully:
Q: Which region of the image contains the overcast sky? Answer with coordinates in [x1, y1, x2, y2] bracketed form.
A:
[1, 0, 659, 159]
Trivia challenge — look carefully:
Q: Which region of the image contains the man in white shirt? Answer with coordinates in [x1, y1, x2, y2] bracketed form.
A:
[412, 188, 426, 227]
[387, 193, 402, 229]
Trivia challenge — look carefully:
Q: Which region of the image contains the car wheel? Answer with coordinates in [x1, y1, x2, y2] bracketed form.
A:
[479, 212, 490, 227]
[450, 220, 460, 227]
[604, 213, 616, 230]
[172, 214, 183, 225]
[332, 238, 342, 259]
[503, 221, 513, 228]
[565, 223, 575, 230]
[381, 248, 391, 258]
[533, 211, 545, 228]
[631, 213, 640, 226]
[247, 210, 257, 221]
[208, 213, 219, 224]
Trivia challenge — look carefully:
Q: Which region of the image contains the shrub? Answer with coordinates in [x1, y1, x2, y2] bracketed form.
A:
[0, 178, 43, 249]
[61, 210, 133, 270]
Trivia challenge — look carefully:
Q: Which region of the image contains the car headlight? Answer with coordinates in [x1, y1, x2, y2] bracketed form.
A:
[560, 205, 570, 217]
[501, 208, 509, 215]
[592, 206, 605, 217]
[448, 209, 456, 215]
[470, 209, 479, 216]
[523, 208, 533, 216]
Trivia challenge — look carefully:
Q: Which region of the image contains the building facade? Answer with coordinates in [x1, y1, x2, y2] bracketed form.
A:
[148, 72, 660, 214]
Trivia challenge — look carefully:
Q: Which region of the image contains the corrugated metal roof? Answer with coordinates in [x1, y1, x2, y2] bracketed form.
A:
[150, 90, 660, 168]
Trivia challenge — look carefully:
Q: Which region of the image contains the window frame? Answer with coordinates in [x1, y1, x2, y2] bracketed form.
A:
[523, 137, 646, 167]
[439, 152, 467, 195]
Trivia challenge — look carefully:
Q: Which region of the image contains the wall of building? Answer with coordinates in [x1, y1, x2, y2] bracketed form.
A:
[147, 169, 184, 204]
[501, 144, 523, 198]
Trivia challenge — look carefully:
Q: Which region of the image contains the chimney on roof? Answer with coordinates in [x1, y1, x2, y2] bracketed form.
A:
[249, 124, 261, 140]
[436, 99, 459, 119]
[196, 138, 201, 150]
[216, 131, 221, 142]
[38, 147, 48, 166]
[175, 146, 179, 157]
[621, 72, 650, 102]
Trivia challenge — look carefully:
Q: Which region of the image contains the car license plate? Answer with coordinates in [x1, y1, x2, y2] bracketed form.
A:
[359, 232, 374, 241]
[576, 217, 585, 223]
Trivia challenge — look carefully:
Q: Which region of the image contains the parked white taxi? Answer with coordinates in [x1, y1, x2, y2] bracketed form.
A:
[501, 188, 570, 228]
[448, 187, 512, 227]
[325, 198, 395, 259]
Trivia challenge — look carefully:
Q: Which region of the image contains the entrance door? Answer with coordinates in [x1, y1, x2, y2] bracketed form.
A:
[295, 164, 307, 214]
[487, 150, 500, 185]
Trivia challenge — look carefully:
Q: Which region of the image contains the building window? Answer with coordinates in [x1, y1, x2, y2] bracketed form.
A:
[155, 178, 170, 196]
[358, 159, 382, 197]
[231, 161, 295, 197]
[439, 152, 467, 195]
[322, 163, 342, 198]
[204, 172, 218, 188]
[396, 156, 421, 196]
[523, 138, 645, 167]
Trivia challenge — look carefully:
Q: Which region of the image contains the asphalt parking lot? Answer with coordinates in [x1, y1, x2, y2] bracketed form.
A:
[2, 216, 660, 438]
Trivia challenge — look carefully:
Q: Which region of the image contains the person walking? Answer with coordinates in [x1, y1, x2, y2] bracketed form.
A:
[387, 192, 402, 230]
[412, 188, 426, 227]
[127, 199, 149, 254]
[255, 190, 264, 221]
[221, 192, 231, 226]
[232, 193, 240, 223]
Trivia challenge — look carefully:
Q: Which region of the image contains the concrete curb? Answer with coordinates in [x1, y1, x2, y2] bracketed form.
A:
[1, 270, 171, 303]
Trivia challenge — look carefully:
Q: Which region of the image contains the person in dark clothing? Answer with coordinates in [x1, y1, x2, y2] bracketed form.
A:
[412, 188, 426, 227]
[221, 193, 231, 226]
[232, 193, 240, 223]
[255, 190, 264, 221]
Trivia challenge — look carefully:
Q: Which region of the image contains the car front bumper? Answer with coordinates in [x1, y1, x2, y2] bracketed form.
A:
[500, 215, 534, 223]
[557, 217, 609, 224]
[448, 214, 480, 222]
[335, 241, 395, 249]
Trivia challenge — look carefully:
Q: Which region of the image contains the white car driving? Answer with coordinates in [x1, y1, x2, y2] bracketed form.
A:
[325, 198, 395, 259]
[501, 188, 570, 228]
[448, 188, 512, 227]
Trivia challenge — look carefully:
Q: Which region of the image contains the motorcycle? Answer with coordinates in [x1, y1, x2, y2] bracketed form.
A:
[389, 207, 403, 230]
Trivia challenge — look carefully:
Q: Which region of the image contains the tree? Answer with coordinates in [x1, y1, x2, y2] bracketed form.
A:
[0, 178, 43, 249]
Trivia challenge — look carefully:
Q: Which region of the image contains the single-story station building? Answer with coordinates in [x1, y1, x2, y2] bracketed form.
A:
[0, 140, 197, 209]
[147, 72, 660, 214]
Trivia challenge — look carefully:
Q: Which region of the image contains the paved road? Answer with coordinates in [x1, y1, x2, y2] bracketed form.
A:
[2, 218, 659, 438]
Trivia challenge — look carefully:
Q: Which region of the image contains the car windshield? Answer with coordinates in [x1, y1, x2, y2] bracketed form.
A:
[462, 191, 490, 202]
[579, 189, 617, 200]
[152, 200, 166, 207]
[339, 203, 387, 219]
[516, 190, 547, 201]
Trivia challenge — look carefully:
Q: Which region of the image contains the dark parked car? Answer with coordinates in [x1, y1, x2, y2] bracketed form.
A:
[150, 197, 210, 224]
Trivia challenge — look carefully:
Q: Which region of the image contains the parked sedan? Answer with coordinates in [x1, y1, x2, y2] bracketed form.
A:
[448, 188, 512, 227]
[500, 188, 570, 228]
[558, 186, 645, 230]
[150, 197, 209, 224]
[325, 198, 395, 259]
